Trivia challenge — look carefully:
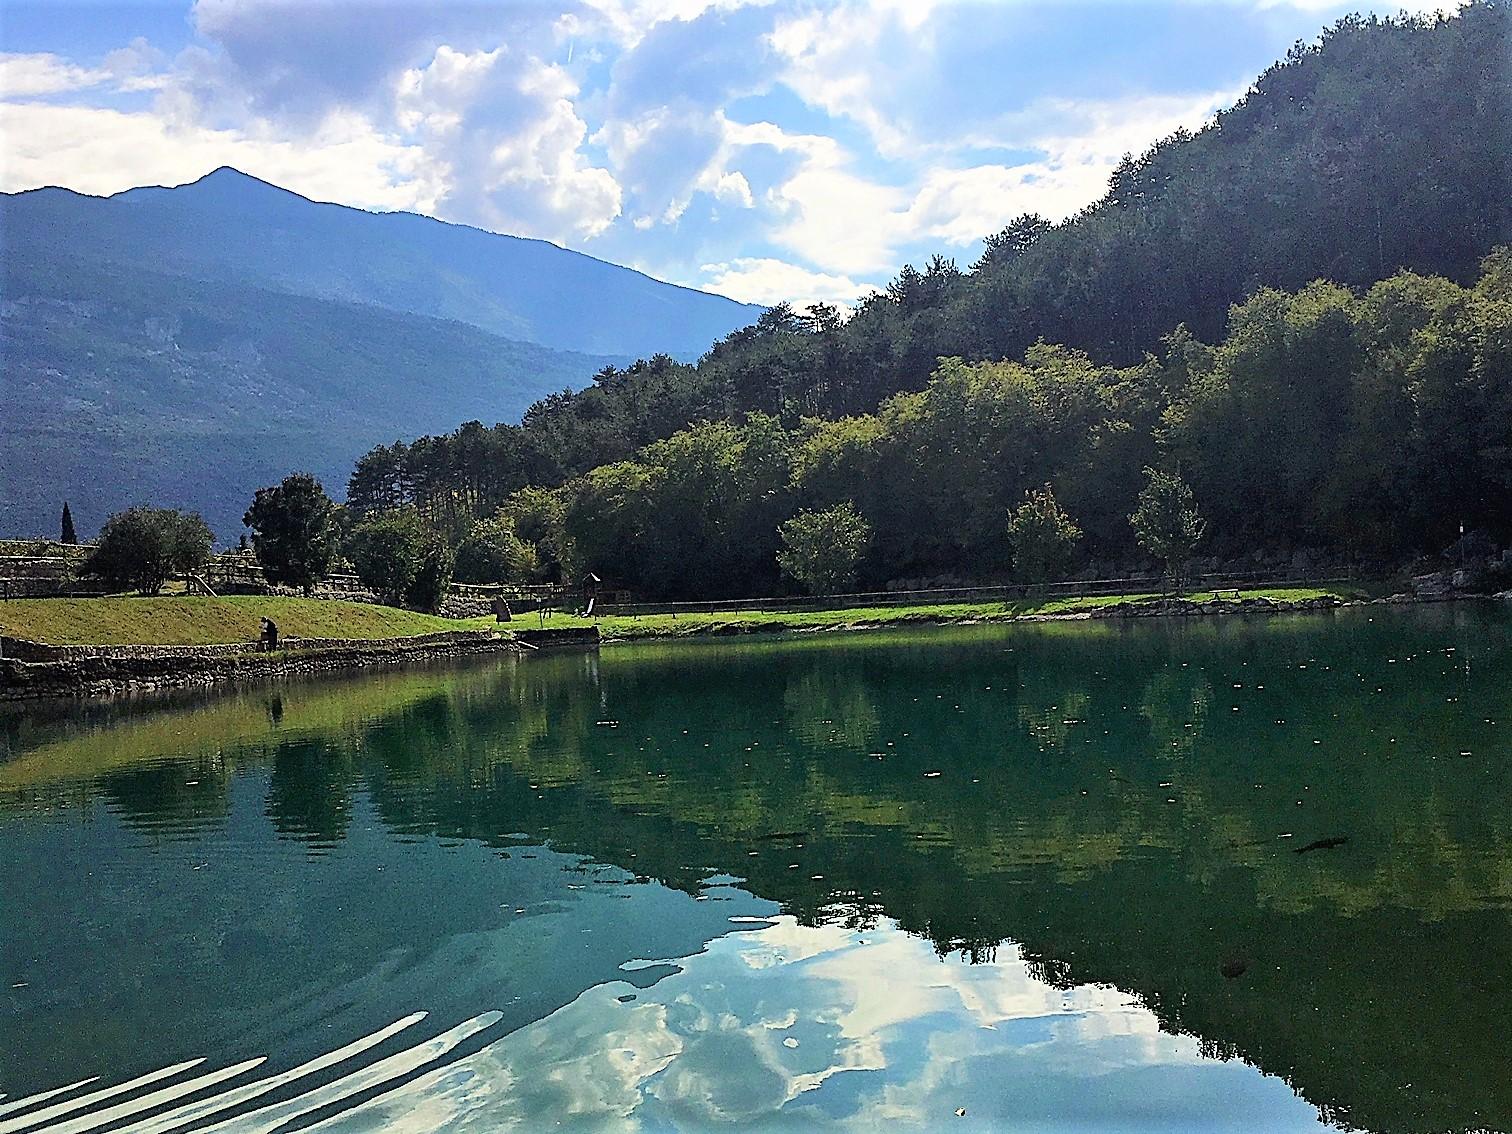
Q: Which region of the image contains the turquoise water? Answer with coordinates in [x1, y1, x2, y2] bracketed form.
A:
[2, 605, 1510, 1132]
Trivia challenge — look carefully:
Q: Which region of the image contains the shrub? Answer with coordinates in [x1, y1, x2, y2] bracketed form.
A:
[1131, 468, 1206, 588]
[346, 510, 454, 610]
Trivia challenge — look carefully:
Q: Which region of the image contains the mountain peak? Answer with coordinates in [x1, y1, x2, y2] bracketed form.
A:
[187, 165, 302, 198]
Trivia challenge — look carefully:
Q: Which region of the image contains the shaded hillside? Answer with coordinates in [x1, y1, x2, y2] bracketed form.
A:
[0, 168, 762, 358]
[0, 252, 623, 538]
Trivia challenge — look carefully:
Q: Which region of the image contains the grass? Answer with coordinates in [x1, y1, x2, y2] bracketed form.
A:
[471, 585, 1366, 642]
[0, 585, 1370, 648]
[0, 596, 461, 646]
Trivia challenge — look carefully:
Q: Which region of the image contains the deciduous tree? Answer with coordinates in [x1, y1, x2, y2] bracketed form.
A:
[243, 473, 338, 595]
[1130, 469, 1206, 589]
[1008, 485, 1082, 583]
[777, 502, 871, 595]
[84, 507, 213, 594]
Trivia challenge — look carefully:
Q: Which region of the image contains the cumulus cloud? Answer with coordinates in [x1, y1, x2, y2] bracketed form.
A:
[0, 53, 112, 97]
[0, 100, 440, 209]
[698, 256, 865, 307]
[397, 45, 622, 238]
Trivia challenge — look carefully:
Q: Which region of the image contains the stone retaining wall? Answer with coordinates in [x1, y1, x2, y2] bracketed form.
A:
[1, 629, 492, 663]
[0, 631, 513, 701]
[1088, 595, 1345, 619]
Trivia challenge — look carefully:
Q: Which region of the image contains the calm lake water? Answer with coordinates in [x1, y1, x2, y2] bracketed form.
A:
[2, 606, 1510, 1133]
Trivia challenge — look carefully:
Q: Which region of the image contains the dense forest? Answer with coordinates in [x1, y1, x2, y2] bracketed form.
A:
[336, 4, 1512, 599]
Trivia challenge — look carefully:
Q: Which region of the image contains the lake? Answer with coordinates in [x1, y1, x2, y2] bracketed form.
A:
[2, 605, 1509, 1133]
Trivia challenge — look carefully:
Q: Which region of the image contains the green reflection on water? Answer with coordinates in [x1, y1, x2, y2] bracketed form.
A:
[2, 606, 1510, 1132]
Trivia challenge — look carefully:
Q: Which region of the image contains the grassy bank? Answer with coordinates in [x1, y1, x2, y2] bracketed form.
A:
[0, 596, 459, 646]
[0, 585, 1369, 649]
[480, 586, 1366, 641]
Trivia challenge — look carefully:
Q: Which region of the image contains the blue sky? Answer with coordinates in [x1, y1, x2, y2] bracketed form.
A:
[0, 0, 1456, 306]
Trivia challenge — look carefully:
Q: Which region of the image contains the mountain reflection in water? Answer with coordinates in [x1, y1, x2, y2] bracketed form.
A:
[2, 605, 1509, 1132]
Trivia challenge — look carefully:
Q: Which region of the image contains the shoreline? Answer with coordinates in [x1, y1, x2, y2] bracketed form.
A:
[585, 591, 1381, 643]
[1, 589, 1487, 701]
[1, 632, 517, 702]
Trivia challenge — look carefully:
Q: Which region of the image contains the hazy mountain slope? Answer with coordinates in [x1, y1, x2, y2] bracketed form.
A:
[0, 252, 625, 539]
[0, 169, 763, 358]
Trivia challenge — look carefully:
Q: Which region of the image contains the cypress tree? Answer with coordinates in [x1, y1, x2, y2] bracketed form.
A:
[60, 502, 77, 545]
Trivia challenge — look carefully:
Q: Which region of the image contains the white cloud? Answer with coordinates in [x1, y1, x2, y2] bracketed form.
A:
[705, 169, 753, 208]
[904, 88, 1241, 247]
[0, 101, 440, 212]
[287, 916, 1323, 1130]
[397, 46, 623, 240]
[0, 53, 110, 97]
[578, 0, 773, 48]
[698, 256, 865, 306]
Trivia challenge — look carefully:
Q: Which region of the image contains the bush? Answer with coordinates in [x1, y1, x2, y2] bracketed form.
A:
[347, 512, 424, 606]
[83, 507, 214, 594]
[777, 502, 870, 595]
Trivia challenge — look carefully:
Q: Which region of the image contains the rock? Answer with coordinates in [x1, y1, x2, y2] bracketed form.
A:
[1411, 572, 1451, 597]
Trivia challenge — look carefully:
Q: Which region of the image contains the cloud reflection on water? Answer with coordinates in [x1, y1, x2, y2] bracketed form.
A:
[310, 916, 1334, 1133]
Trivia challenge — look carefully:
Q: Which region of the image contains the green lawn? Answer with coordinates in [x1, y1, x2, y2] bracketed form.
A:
[0, 596, 461, 646]
[474, 586, 1364, 641]
[0, 585, 1368, 649]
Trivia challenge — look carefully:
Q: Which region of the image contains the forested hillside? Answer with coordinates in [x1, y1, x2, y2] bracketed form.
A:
[335, 4, 1512, 598]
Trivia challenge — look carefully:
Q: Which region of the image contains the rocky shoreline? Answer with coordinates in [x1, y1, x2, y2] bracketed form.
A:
[0, 631, 518, 701]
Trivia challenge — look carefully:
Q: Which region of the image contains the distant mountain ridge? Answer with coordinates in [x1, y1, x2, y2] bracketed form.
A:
[0, 169, 762, 538]
[4, 167, 762, 358]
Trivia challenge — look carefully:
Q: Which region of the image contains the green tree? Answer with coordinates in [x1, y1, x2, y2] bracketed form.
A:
[347, 511, 426, 606]
[60, 502, 77, 545]
[454, 516, 539, 584]
[243, 473, 338, 595]
[407, 533, 455, 612]
[777, 502, 871, 595]
[502, 486, 575, 582]
[1130, 468, 1206, 589]
[83, 507, 213, 594]
[1007, 485, 1082, 583]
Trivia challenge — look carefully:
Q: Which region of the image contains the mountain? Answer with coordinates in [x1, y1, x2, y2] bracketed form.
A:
[2, 169, 762, 358]
[0, 172, 762, 539]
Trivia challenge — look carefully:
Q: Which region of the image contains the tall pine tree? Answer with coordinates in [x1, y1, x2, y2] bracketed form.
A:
[60, 502, 77, 545]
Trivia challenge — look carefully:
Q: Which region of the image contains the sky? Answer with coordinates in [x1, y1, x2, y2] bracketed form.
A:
[0, 0, 1459, 308]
